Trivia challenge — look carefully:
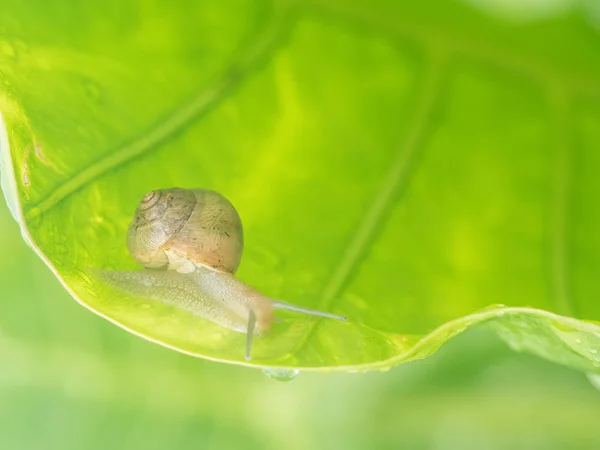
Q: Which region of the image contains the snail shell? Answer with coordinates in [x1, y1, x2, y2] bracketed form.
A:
[127, 188, 243, 274]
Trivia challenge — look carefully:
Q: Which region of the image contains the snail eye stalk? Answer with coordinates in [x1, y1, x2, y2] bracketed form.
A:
[246, 310, 256, 360]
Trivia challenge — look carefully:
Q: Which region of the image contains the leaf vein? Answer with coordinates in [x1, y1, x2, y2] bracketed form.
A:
[23, 10, 292, 221]
[307, 1, 600, 98]
[293, 53, 447, 355]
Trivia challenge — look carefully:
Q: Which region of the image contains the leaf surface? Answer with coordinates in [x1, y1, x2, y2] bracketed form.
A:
[1, 0, 599, 371]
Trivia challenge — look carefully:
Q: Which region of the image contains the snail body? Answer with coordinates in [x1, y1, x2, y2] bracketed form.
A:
[108, 188, 345, 360]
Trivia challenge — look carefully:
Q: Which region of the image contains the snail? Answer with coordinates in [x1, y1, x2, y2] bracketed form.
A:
[103, 188, 346, 360]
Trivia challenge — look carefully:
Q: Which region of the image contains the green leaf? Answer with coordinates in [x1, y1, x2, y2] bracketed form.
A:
[1, 0, 599, 372]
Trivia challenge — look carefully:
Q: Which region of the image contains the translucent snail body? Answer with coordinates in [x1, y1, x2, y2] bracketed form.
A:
[107, 188, 345, 360]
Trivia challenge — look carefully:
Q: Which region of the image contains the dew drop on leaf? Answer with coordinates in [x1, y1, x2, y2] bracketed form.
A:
[263, 368, 300, 382]
[82, 79, 103, 101]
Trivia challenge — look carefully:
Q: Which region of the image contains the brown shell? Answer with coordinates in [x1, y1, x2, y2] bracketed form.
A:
[127, 188, 244, 273]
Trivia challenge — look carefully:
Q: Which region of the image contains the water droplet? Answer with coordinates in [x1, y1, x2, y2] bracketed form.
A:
[589, 349, 599, 355]
[0, 39, 17, 60]
[476, 304, 507, 313]
[575, 339, 582, 344]
[21, 163, 29, 186]
[263, 368, 299, 382]
[33, 141, 53, 167]
[82, 79, 103, 101]
[74, 269, 94, 287]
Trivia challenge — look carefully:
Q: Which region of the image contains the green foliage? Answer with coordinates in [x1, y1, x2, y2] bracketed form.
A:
[1, 0, 599, 372]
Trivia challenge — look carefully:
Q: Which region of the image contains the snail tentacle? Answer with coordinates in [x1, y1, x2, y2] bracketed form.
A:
[272, 301, 347, 322]
[246, 309, 256, 361]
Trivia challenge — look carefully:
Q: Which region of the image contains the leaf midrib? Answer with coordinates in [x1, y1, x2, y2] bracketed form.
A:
[291, 53, 446, 355]
[549, 85, 576, 317]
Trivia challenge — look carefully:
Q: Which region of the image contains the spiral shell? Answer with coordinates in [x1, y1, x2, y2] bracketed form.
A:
[127, 188, 244, 274]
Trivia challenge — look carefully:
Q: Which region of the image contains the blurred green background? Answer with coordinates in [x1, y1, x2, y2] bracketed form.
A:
[2, 0, 600, 448]
[1, 201, 600, 449]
